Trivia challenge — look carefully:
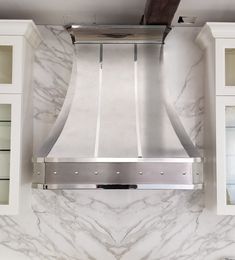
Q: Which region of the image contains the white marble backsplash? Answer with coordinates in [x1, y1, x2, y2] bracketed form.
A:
[0, 26, 234, 259]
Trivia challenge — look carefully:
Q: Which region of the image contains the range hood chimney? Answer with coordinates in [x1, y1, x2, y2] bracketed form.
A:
[33, 25, 203, 190]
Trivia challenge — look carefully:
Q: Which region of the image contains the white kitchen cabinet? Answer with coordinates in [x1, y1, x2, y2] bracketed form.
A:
[197, 23, 235, 215]
[0, 20, 41, 215]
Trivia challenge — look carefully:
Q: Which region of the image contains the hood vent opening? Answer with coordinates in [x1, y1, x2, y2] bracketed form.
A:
[33, 25, 203, 190]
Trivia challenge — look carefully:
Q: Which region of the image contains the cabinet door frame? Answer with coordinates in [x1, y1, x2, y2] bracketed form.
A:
[0, 36, 23, 93]
[216, 39, 235, 95]
[0, 95, 21, 215]
[216, 96, 235, 214]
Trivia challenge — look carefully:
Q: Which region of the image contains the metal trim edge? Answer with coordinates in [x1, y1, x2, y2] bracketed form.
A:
[32, 183, 203, 190]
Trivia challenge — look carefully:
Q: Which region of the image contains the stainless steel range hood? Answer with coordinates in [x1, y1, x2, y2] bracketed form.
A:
[33, 25, 203, 190]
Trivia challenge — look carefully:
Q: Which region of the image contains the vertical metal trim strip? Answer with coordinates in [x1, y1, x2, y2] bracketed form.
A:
[134, 44, 143, 158]
[94, 44, 103, 157]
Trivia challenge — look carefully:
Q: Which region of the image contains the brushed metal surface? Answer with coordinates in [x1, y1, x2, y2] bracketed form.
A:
[33, 157, 203, 163]
[32, 183, 203, 190]
[66, 25, 167, 44]
[32, 160, 203, 189]
[33, 162, 45, 184]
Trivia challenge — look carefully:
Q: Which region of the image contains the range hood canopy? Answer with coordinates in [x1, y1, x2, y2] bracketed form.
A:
[33, 25, 203, 190]
[66, 25, 170, 44]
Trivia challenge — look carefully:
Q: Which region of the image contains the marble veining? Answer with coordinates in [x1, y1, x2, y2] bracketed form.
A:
[1, 189, 235, 260]
[33, 26, 73, 123]
[0, 26, 235, 260]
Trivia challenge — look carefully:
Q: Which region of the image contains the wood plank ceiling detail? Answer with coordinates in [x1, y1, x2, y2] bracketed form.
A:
[144, 0, 181, 25]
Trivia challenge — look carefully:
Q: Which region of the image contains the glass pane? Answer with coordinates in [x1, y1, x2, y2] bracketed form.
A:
[0, 180, 9, 204]
[0, 104, 11, 150]
[0, 104, 11, 120]
[225, 48, 235, 86]
[226, 106, 235, 204]
[0, 151, 10, 178]
[0, 122, 11, 150]
[0, 104, 11, 205]
[0, 46, 13, 84]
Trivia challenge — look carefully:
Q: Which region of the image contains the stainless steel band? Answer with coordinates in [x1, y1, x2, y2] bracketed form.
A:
[33, 159, 203, 190]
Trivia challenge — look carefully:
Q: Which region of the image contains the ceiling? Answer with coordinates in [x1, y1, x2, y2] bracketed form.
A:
[0, 0, 235, 26]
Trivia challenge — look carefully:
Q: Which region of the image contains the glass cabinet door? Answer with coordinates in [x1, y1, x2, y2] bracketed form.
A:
[215, 96, 235, 214]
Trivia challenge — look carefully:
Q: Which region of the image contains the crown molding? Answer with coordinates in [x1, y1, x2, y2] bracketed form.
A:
[0, 20, 42, 48]
[196, 22, 235, 49]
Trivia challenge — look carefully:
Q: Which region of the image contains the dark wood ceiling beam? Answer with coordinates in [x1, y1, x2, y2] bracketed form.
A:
[143, 0, 181, 25]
